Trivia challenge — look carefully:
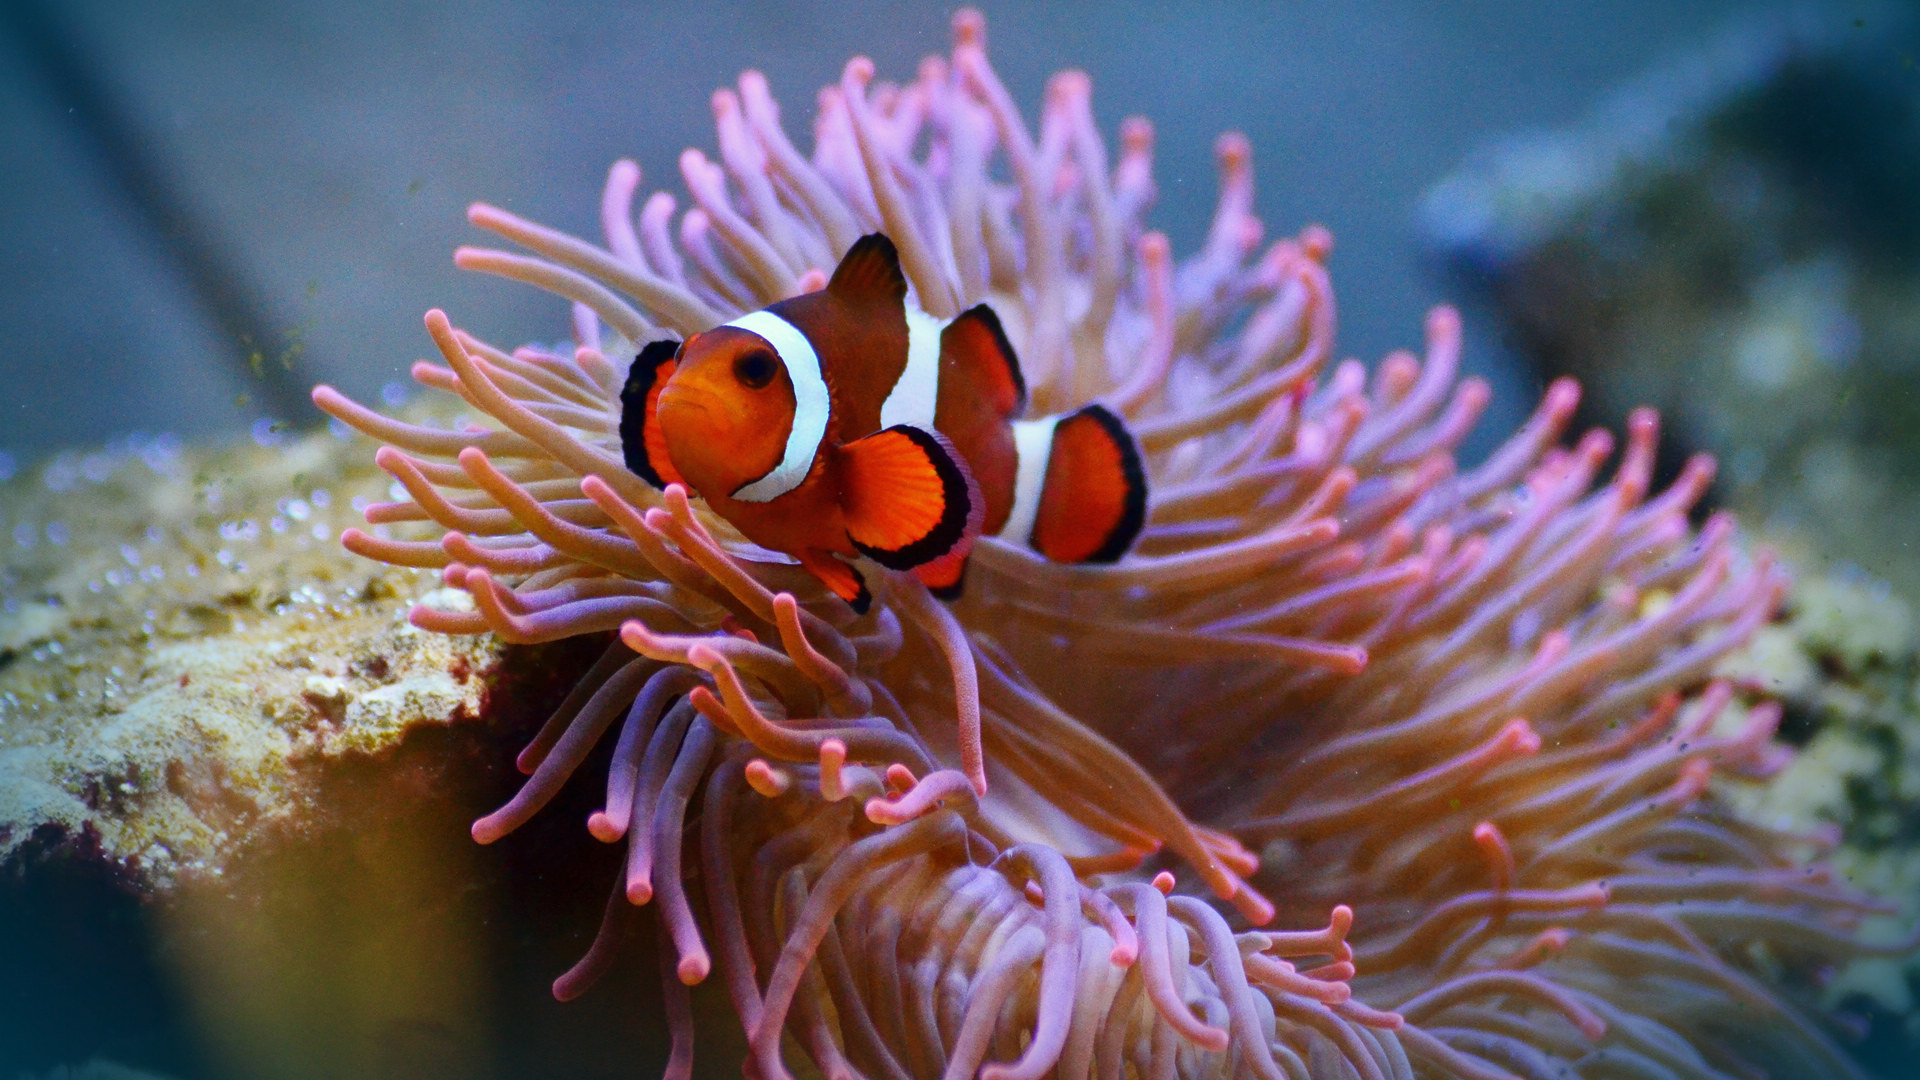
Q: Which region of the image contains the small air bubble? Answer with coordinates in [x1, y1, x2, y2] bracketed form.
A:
[251, 418, 286, 448]
[45, 522, 70, 546]
[311, 524, 331, 541]
[388, 481, 407, 501]
[0, 451, 15, 482]
[145, 525, 163, 543]
[380, 381, 409, 406]
[81, 453, 115, 483]
[270, 516, 289, 534]
[309, 489, 332, 508]
[106, 570, 125, 587]
[328, 417, 353, 440]
[286, 499, 311, 521]
[121, 543, 141, 566]
[12, 523, 35, 549]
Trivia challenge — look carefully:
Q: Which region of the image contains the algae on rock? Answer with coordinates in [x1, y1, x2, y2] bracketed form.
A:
[0, 423, 508, 886]
[1719, 540, 1920, 1035]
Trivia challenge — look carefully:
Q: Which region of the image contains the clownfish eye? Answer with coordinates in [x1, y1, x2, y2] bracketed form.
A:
[732, 349, 778, 390]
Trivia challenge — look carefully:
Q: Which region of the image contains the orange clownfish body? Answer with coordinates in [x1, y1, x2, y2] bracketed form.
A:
[619, 233, 1145, 612]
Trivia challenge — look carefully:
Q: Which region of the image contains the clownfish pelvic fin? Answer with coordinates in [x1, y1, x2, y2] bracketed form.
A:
[912, 547, 971, 600]
[796, 550, 872, 615]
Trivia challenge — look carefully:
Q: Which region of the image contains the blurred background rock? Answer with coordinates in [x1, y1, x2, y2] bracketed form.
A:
[1422, 2, 1920, 590]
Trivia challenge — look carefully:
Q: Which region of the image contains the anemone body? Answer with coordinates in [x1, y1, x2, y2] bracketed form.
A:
[312, 12, 1905, 1079]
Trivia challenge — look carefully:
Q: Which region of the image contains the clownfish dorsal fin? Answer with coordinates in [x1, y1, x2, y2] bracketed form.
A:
[837, 424, 982, 571]
[941, 303, 1026, 419]
[827, 233, 908, 315]
[619, 338, 686, 489]
[1029, 404, 1148, 564]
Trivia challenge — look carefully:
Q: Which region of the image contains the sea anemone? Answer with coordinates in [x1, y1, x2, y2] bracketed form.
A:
[311, 11, 1909, 1079]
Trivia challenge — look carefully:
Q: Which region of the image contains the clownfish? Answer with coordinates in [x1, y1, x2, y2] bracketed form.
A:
[619, 233, 1146, 612]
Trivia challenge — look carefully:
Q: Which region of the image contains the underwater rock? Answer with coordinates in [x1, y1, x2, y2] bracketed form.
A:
[0, 422, 682, 1079]
[1422, 6, 1920, 594]
[1720, 533, 1920, 1043]
[0, 421, 506, 886]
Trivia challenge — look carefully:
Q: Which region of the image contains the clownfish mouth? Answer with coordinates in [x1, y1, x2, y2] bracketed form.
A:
[656, 383, 719, 423]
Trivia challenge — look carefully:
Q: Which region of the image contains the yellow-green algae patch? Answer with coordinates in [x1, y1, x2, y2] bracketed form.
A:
[0, 423, 506, 885]
[1719, 540, 1920, 1033]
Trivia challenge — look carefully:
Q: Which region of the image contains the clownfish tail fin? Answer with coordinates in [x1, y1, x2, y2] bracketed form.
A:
[827, 233, 908, 314]
[618, 338, 686, 489]
[798, 551, 871, 615]
[1031, 403, 1148, 564]
[839, 424, 981, 571]
[941, 303, 1026, 418]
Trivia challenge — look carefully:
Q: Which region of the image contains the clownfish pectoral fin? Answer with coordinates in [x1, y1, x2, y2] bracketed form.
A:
[838, 424, 982, 571]
[913, 548, 971, 601]
[618, 338, 686, 489]
[1031, 403, 1148, 564]
[798, 550, 871, 615]
[941, 304, 1026, 418]
[826, 233, 908, 313]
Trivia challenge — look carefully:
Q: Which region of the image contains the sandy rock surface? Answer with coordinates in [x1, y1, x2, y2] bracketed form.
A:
[0, 422, 505, 885]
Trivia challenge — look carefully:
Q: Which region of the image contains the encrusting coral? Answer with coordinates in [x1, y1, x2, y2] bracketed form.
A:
[312, 12, 1911, 1079]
